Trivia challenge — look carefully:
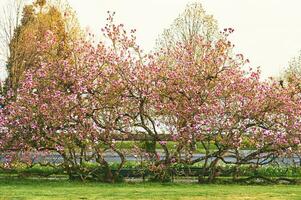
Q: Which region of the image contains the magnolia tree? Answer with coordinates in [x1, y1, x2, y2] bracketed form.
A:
[0, 13, 147, 182]
[1, 13, 301, 183]
[147, 27, 301, 181]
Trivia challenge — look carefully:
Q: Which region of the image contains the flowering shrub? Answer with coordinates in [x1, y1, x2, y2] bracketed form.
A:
[1, 13, 301, 183]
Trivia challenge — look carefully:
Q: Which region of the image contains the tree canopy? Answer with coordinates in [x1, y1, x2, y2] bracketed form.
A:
[4, 0, 81, 94]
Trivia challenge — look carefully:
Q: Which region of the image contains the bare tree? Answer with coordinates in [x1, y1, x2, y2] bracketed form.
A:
[0, 0, 25, 63]
[156, 2, 221, 51]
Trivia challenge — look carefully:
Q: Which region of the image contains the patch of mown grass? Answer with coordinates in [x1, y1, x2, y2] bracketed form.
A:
[0, 179, 300, 200]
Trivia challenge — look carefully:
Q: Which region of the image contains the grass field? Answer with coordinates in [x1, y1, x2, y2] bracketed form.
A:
[0, 179, 301, 200]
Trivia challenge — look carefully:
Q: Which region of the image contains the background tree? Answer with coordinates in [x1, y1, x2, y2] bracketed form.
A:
[281, 51, 301, 88]
[3, 0, 81, 94]
[156, 2, 221, 51]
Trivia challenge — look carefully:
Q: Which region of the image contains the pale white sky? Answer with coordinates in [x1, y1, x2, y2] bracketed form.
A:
[68, 0, 301, 79]
[2, 0, 301, 79]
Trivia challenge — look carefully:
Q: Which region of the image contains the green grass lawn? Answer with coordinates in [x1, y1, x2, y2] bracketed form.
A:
[0, 179, 301, 200]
